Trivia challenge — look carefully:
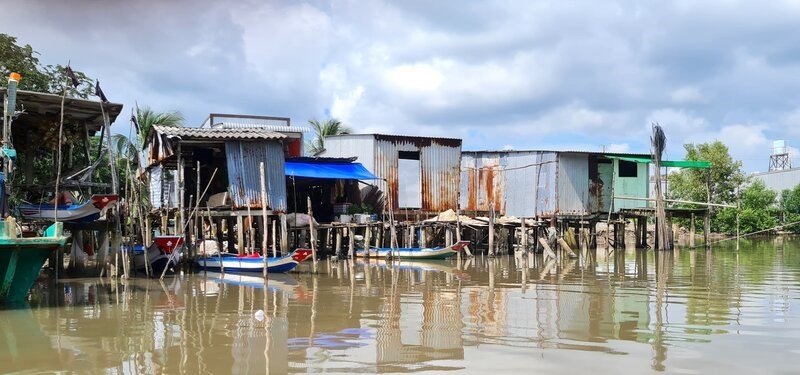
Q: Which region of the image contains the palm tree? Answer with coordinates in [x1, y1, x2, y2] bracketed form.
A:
[136, 105, 184, 146]
[306, 118, 352, 156]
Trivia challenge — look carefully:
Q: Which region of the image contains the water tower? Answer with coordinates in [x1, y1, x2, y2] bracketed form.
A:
[769, 140, 791, 171]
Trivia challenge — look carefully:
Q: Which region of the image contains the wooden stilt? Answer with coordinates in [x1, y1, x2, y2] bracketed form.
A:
[348, 225, 355, 259]
[307, 196, 317, 272]
[538, 237, 556, 260]
[335, 228, 343, 257]
[488, 204, 496, 256]
[280, 214, 288, 254]
[689, 213, 696, 249]
[236, 215, 245, 254]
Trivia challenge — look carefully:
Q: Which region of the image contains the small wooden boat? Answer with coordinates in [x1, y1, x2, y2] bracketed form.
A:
[133, 236, 184, 276]
[19, 194, 118, 223]
[196, 249, 313, 273]
[355, 240, 470, 260]
[0, 222, 67, 304]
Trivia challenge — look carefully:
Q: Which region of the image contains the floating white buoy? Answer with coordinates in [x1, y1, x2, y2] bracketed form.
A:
[254, 309, 265, 322]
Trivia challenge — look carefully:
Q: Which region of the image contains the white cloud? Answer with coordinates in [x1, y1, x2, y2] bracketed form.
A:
[4, 1, 800, 172]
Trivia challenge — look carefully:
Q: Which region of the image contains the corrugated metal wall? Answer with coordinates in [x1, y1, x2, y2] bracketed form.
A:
[556, 153, 590, 215]
[460, 151, 557, 217]
[323, 135, 461, 213]
[148, 165, 178, 209]
[752, 168, 800, 193]
[225, 141, 287, 211]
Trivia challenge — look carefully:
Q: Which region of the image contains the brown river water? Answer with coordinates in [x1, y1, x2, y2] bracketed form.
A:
[2, 238, 800, 374]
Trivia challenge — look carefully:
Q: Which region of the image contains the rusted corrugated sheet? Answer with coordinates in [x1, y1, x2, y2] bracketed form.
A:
[460, 151, 557, 217]
[320, 134, 461, 213]
[225, 141, 287, 211]
[421, 144, 462, 212]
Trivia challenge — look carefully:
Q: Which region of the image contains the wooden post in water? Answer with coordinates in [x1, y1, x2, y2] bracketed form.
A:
[488, 202, 496, 256]
[689, 213, 696, 249]
[538, 237, 556, 260]
[236, 215, 244, 254]
[348, 225, 355, 259]
[260, 162, 268, 278]
[271, 219, 277, 257]
[307, 196, 317, 272]
[280, 214, 288, 255]
[335, 227, 343, 257]
[520, 217, 528, 252]
[364, 223, 372, 252]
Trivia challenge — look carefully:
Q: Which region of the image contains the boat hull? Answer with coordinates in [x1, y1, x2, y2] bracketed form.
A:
[196, 249, 313, 273]
[133, 245, 182, 276]
[355, 240, 470, 260]
[19, 195, 118, 223]
[0, 225, 67, 304]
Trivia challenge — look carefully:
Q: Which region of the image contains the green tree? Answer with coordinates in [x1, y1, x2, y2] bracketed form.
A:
[135, 105, 184, 146]
[715, 180, 778, 234]
[306, 118, 352, 156]
[667, 141, 745, 205]
[779, 185, 800, 233]
[0, 33, 93, 98]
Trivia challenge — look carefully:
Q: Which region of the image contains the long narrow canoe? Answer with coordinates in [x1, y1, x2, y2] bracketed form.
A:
[196, 249, 313, 273]
[355, 240, 470, 260]
[19, 194, 118, 223]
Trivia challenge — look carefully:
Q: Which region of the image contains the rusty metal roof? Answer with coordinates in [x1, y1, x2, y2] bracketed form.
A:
[152, 125, 287, 141]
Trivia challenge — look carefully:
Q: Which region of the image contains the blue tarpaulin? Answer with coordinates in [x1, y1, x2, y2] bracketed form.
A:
[285, 161, 381, 180]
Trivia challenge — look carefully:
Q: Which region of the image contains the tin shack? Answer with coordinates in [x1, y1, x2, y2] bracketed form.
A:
[460, 150, 651, 218]
[320, 134, 462, 216]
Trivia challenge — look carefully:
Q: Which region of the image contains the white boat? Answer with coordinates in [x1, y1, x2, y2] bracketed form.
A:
[19, 194, 118, 223]
[355, 240, 470, 260]
[196, 249, 313, 273]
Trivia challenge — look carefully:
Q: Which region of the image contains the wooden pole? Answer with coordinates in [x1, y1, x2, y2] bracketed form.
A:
[538, 237, 556, 260]
[236, 215, 244, 255]
[557, 237, 577, 258]
[260, 162, 268, 278]
[335, 227, 343, 257]
[689, 213, 696, 249]
[280, 214, 288, 255]
[271, 219, 277, 257]
[348, 225, 355, 259]
[307, 196, 317, 272]
[488, 202, 496, 256]
[520, 217, 528, 252]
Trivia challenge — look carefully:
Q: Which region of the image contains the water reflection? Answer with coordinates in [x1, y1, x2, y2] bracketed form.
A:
[3, 239, 800, 373]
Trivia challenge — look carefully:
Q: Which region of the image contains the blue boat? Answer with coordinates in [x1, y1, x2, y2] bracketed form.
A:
[196, 249, 313, 273]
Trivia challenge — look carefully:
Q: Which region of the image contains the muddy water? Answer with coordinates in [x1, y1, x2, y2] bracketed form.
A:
[3, 238, 800, 374]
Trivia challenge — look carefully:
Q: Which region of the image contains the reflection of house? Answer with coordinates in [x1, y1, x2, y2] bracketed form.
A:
[460, 150, 651, 217]
[320, 134, 462, 214]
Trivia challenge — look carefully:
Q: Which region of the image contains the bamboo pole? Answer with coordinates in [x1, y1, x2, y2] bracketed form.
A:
[271, 219, 277, 257]
[260, 162, 268, 278]
[307, 196, 317, 273]
[280, 214, 288, 254]
[488, 202, 496, 256]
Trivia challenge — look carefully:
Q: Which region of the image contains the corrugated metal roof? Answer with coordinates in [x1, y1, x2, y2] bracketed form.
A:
[328, 133, 462, 148]
[153, 125, 286, 141]
[464, 148, 650, 158]
[211, 122, 312, 133]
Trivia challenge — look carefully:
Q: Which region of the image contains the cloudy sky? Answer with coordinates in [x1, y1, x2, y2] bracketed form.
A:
[4, 0, 800, 172]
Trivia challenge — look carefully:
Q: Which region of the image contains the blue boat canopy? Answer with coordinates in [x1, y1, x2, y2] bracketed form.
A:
[285, 161, 381, 180]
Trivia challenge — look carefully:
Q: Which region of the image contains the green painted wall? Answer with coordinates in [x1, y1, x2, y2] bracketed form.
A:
[612, 160, 650, 210]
